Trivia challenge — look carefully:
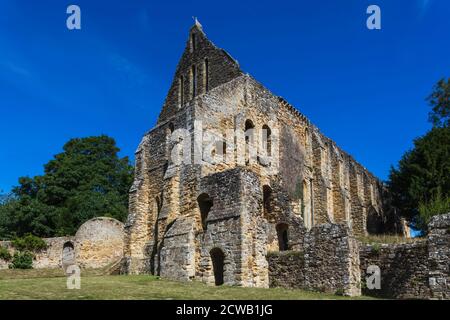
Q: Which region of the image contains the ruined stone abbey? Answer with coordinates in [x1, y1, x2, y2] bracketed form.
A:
[121, 22, 449, 298]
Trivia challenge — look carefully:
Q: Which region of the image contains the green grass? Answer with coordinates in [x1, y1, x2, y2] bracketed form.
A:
[0, 269, 376, 300]
[357, 234, 424, 245]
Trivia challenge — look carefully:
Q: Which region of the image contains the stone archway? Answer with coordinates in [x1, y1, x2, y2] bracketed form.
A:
[62, 241, 75, 268]
[210, 248, 225, 286]
[276, 223, 289, 251]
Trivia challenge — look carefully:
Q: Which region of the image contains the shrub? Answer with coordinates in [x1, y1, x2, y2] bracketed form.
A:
[371, 243, 381, 255]
[0, 246, 12, 261]
[9, 251, 34, 269]
[12, 234, 47, 252]
[418, 192, 450, 231]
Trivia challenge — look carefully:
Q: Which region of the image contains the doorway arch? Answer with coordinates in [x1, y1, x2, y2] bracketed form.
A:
[62, 241, 75, 266]
[210, 248, 225, 286]
[276, 223, 289, 251]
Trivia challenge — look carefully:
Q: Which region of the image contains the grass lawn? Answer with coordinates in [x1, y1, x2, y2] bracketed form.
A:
[0, 269, 376, 300]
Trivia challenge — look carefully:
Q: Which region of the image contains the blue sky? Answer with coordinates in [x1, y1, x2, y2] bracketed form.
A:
[0, 0, 449, 193]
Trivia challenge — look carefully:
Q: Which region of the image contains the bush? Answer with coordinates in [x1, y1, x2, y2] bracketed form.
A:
[9, 251, 34, 269]
[12, 234, 47, 252]
[418, 192, 450, 231]
[0, 246, 12, 261]
[371, 243, 381, 255]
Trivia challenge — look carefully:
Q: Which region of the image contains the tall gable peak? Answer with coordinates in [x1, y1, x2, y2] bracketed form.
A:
[192, 17, 203, 31]
[158, 22, 243, 123]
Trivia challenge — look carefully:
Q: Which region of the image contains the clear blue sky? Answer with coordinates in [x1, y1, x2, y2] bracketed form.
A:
[1, 0, 449, 193]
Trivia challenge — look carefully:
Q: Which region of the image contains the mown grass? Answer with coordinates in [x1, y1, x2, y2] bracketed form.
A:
[0, 270, 376, 300]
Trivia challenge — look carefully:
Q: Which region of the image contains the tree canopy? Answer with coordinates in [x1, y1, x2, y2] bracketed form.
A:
[0, 135, 134, 239]
[427, 78, 450, 128]
[388, 78, 450, 232]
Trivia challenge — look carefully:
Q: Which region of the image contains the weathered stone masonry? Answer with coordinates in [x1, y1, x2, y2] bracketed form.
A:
[0, 217, 124, 271]
[122, 22, 427, 295]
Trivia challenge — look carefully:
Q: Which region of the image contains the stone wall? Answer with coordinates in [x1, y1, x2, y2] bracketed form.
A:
[267, 214, 450, 299]
[359, 213, 449, 299]
[74, 217, 124, 269]
[0, 217, 124, 271]
[268, 223, 361, 296]
[427, 213, 450, 299]
[267, 251, 305, 289]
[359, 241, 430, 299]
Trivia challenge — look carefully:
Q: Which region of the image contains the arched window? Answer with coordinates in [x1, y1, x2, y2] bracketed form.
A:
[367, 206, 382, 234]
[245, 120, 255, 164]
[304, 127, 312, 165]
[191, 32, 197, 52]
[262, 185, 272, 217]
[262, 125, 271, 156]
[210, 248, 225, 285]
[191, 65, 197, 99]
[276, 223, 289, 251]
[215, 140, 226, 158]
[302, 180, 312, 229]
[197, 193, 213, 231]
[179, 76, 185, 107]
[168, 123, 175, 133]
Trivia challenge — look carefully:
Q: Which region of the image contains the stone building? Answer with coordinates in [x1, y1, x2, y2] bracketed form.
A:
[122, 21, 399, 291]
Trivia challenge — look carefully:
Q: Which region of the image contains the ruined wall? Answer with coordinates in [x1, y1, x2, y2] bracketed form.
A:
[268, 223, 361, 296]
[267, 251, 305, 289]
[359, 241, 430, 299]
[303, 223, 361, 296]
[74, 217, 124, 269]
[0, 217, 124, 271]
[427, 213, 450, 299]
[0, 237, 72, 270]
[359, 213, 450, 299]
[196, 169, 268, 287]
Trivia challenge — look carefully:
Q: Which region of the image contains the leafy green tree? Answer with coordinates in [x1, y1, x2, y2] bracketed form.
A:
[388, 79, 450, 232]
[427, 78, 450, 128]
[0, 136, 133, 238]
[388, 127, 450, 227]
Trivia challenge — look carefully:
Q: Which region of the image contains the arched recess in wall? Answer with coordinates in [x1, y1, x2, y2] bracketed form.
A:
[262, 185, 273, 218]
[179, 76, 185, 108]
[190, 65, 197, 99]
[366, 206, 383, 235]
[210, 248, 225, 286]
[302, 180, 312, 230]
[244, 119, 255, 164]
[150, 195, 163, 275]
[197, 193, 213, 231]
[166, 123, 175, 159]
[262, 124, 272, 156]
[62, 241, 75, 266]
[276, 223, 289, 251]
[304, 127, 312, 165]
[190, 32, 197, 52]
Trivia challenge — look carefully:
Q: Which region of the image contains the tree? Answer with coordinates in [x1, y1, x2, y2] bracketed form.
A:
[388, 79, 450, 232]
[427, 78, 450, 128]
[388, 127, 450, 230]
[0, 136, 134, 238]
